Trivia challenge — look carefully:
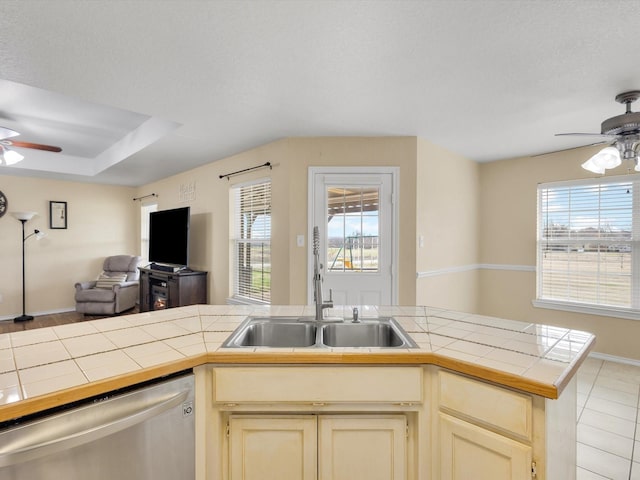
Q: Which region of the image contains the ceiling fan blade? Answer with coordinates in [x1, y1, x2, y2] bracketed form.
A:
[555, 132, 614, 137]
[0, 126, 19, 140]
[6, 140, 62, 152]
[532, 141, 611, 157]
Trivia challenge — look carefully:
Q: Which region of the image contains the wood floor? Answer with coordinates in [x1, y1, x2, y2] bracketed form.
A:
[0, 307, 139, 334]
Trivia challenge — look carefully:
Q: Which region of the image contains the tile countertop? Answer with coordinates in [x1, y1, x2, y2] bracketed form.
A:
[0, 305, 595, 422]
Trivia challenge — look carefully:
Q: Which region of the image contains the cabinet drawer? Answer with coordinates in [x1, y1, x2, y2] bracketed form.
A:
[438, 370, 532, 440]
[213, 366, 423, 404]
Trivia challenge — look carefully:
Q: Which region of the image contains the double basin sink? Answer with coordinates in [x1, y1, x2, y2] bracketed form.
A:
[222, 316, 418, 349]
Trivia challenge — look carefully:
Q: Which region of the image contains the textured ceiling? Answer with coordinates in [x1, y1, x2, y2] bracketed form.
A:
[1, 0, 640, 186]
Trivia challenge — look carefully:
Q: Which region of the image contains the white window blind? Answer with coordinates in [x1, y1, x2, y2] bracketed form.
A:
[232, 180, 271, 304]
[537, 175, 640, 311]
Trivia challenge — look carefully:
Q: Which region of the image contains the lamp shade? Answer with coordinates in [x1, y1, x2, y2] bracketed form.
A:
[11, 211, 37, 221]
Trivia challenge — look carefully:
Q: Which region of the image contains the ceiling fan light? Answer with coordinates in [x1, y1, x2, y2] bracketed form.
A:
[583, 146, 621, 172]
[0, 146, 24, 166]
[3, 148, 24, 165]
[581, 158, 606, 174]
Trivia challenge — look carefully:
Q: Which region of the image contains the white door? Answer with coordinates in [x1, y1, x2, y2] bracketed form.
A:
[310, 168, 397, 305]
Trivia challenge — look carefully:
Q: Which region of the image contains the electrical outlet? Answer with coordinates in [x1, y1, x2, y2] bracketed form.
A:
[297, 235, 305, 247]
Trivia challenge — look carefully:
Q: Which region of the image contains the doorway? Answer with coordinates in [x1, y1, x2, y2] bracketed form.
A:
[308, 167, 398, 305]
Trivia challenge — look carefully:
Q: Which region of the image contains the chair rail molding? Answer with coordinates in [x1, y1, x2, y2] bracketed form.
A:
[417, 264, 535, 278]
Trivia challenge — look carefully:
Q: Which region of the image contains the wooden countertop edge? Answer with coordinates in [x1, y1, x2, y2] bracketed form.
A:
[0, 356, 205, 424]
[551, 335, 597, 397]
[0, 342, 596, 422]
[206, 352, 560, 398]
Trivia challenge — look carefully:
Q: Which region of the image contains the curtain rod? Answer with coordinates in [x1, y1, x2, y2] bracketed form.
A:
[219, 162, 272, 180]
[132, 193, 158, 201]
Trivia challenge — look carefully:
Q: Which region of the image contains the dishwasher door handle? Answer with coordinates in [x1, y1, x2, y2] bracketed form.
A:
[0, 388, 189, 468]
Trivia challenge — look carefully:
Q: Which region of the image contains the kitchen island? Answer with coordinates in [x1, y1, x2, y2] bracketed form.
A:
[0, 305, 594, 479]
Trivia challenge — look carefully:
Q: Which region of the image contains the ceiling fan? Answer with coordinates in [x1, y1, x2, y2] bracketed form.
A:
[0, 126, 62, 166]
[556, 90, 640, 174]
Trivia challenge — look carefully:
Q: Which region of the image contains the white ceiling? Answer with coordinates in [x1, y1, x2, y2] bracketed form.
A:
[1, 0, 640, 187]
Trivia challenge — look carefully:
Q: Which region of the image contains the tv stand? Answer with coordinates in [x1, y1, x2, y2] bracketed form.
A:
[148, 263, 185, 273]
[139, 267, 208, 312]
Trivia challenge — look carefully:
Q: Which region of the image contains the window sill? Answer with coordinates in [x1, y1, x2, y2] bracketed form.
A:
[532, 299, 640, 321]
[226, 296, 270, 306]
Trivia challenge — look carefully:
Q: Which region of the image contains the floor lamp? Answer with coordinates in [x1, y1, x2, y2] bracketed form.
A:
[11, 212, 44, 322]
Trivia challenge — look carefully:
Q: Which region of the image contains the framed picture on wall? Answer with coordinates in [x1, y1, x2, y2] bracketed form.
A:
[49, 201, 67, 229]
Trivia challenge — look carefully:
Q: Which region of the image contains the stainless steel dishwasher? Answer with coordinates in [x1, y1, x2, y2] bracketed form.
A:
[0, 371, 195, 479]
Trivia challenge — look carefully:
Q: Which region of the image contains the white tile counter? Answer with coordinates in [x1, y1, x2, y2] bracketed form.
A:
[0, 304, 595, 422]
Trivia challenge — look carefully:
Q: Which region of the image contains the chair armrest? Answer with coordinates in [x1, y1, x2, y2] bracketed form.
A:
[113, 281, 140, 313]
[113, 281, 139, 291]
[75, 281, 97, 291]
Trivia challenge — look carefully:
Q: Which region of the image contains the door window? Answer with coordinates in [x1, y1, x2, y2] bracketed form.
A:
[326, 186, 380, 273]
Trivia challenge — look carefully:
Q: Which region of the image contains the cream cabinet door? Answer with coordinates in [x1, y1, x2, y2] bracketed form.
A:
[438, 413, 532, 480]
[228, 415, 317, 480]
[318, 415, 407, 480]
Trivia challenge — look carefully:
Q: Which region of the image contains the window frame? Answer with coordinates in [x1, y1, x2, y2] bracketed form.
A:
[534, 174, 640, 320]
[140, 202, 158, 266]
[229, 178, 272, 305]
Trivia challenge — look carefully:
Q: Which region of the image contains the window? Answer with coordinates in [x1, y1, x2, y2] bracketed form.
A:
[231, 180, 271, 304]
[537, 175, 640, 316]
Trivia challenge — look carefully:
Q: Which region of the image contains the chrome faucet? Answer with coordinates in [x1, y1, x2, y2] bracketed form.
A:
[313, 226, 333, 320]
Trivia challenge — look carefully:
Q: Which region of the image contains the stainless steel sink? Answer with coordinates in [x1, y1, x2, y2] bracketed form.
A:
[321, 320, 418, 348]
[221, 317, 317, 348]
[221, 316, 417, 349]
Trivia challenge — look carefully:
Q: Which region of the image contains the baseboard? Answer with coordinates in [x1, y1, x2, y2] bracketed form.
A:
[589, 351, 640, 368]
[0, 307, 76, 322]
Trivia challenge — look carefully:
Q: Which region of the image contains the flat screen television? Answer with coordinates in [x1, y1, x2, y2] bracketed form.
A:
[148, 207, 190, 267]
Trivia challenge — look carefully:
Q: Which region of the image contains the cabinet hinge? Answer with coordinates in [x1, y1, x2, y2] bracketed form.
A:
[531, 461, 537, 478]
[226, 422, 230, 438]
[406, 422, 409, 439]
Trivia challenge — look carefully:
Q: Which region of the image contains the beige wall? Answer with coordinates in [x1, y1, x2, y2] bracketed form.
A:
[0, 175, 136, 319]
[478, 145, 640, 360]
[415, 138, 480, 312]
[283, 137, 418, 305]
[136, 139, 293, 306]
[140, 137, 419, 306]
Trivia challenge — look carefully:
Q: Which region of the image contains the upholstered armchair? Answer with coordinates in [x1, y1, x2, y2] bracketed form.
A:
[75, 255, 142, 315]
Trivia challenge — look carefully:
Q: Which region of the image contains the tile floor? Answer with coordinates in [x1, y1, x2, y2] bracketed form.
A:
[577, 357, 640, 479]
